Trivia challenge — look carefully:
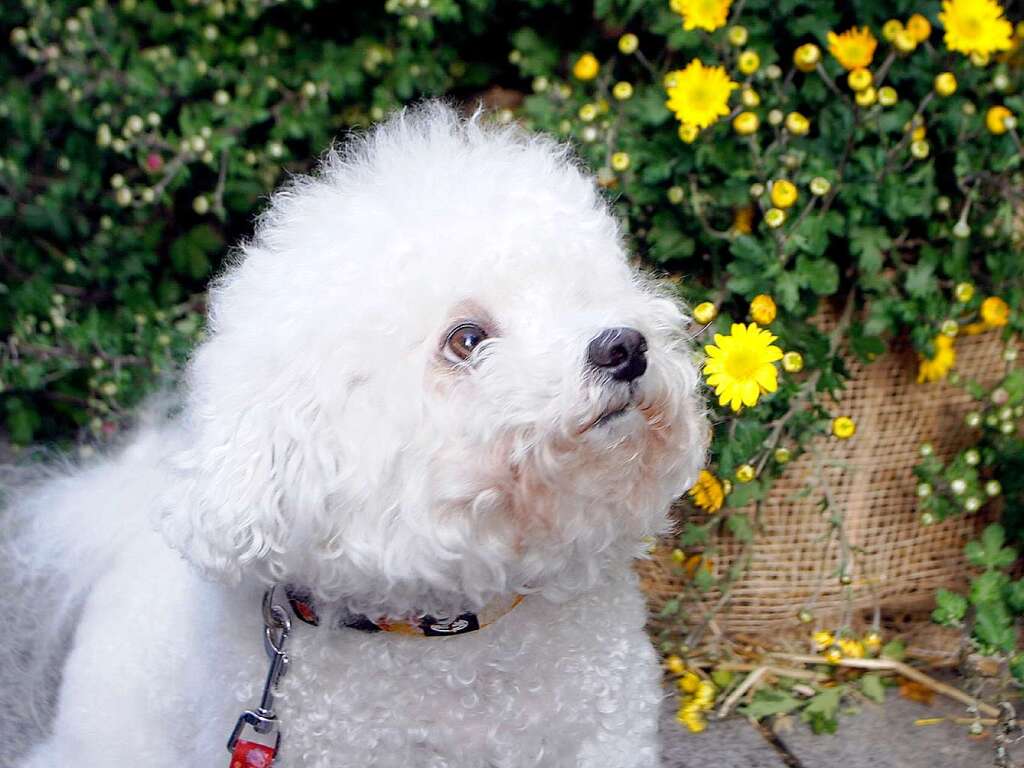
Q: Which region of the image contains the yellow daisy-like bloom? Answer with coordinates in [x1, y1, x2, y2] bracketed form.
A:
[689, 469, 725, 512]
[832, 416, 856, 439]
[939, 0, 1013, 55]
[827, 26, 878, 70]
[704, 323, 783, 412]
[573, 53, 600, 81]
[917, 334, 956, 383]
[839, 638, 866, 658]
[907, 13, 933, 42]
[678, 671, 701, 693]
[665, 59, 738, 129]
[750, 294, 777, 325]
[812, 630, 835, 649]
[981, 296, 1010, 326]
[670, 0, 732, 32]
[665, 655, 686, 675]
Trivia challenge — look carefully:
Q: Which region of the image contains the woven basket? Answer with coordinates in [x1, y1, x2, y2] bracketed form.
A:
[638, 325, 1015, 642]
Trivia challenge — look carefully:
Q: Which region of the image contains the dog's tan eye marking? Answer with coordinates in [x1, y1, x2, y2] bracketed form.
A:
[443, 323, 488, 364]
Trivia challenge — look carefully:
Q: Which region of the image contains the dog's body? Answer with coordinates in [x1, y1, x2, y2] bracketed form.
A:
[1, 105, 706, 767]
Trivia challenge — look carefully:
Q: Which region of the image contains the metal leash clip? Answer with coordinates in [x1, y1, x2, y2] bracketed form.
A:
[226, 587, 291, 767]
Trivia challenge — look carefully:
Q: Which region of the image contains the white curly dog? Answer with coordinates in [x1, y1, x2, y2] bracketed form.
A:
[1, 103, 706, 768]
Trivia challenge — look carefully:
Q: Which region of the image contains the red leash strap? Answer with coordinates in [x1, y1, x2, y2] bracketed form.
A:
[230, 739, 276, 768]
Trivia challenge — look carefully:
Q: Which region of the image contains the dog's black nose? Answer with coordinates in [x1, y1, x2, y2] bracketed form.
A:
[587, 327, 648, 382]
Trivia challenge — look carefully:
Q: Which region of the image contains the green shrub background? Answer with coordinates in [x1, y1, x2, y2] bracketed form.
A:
[2, 0, 1022, 450]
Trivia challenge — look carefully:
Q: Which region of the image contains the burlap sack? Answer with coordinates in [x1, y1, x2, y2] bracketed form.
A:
[638, 326, 1014, 641]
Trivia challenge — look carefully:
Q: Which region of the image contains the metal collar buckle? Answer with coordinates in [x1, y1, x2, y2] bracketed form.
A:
[226, 587, 291, 765]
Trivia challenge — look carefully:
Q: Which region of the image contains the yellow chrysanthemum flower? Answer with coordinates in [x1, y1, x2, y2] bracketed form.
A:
[939, 0, 1013, 55]
[981, 296, 1010, 326]
[839, 638, 866, 658]
[917, 334, 956, 383]
[670, 0, 732, 32]
[827, 26, 878, 70]
[812, 630, 835, 649]
[665, 59, 738, 129]
[703, 323, 783, 412]
[689, 469, 725, 512]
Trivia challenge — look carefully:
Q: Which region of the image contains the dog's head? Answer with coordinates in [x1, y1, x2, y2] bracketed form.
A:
[162, 103, 707, 610]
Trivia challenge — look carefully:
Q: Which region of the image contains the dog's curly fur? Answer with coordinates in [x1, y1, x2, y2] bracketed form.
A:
[1, 103, 707, 767]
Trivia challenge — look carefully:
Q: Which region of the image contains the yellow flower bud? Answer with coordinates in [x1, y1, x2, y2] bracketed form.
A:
[882, 19, 903, 41]
[750, 294, 777, 325]
[986, 105, 1014, 135]
[735, 464, 756, 483]
[824, 646, 843, 664]
[678, 123, 700, 143]
[612, 81, 633, 100]
[906, 13, 931, 42]
[864, 631, 883, 653]
[572, 53, 599, 81]
[785, 111, 810, 135]
[764, 207, 786, 228]
[793, 43, 821, 72]
[732, 111, 760, 136]
[809, 177, 831, 196]
[770, 179, 798, 209]
[832, 416, 856, 439]
[847, 68, 872, 92]
[910, 139, 930, 159]
[878, 86, 898, 106]
[738, 50, 760, 75]
[782, 351, 804, 372]
[741, 88, 761, 107]
[728, 25, 749, 46]
[665, 655, 686, 675]
[855, 86, 877, 107]
[775, 447, 793, 464]
[578, 103, 597, 122]
[610, 152, 630, 172]
[955, 282, 975, 302]
[894, 29, 918, 53]
[618, 33, 639, 55]
[693, 302, 717, 325]
[934, 72, 957, 97]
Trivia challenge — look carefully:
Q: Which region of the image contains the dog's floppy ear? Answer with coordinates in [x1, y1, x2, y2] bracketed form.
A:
[158, 322, 339, 584]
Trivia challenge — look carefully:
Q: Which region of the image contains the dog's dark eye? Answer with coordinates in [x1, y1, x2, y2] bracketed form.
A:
[444, 323, 488, 364]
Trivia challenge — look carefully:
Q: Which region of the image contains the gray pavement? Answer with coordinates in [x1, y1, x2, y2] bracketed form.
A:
[660, 685, 1006, 767]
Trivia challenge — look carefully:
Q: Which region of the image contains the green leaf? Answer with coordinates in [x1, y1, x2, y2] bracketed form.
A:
[965, 524, 1017, 571]
[850, 226, 891, 273]
[904, 262, 936, 298]
[932, 589, 968, 625]
[881, 639, 906, 661]
[801, 685, 844, 733]
[726, 512, 754, 543]
[740, 688, 802, 720]
[859, 673, 886, 704]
